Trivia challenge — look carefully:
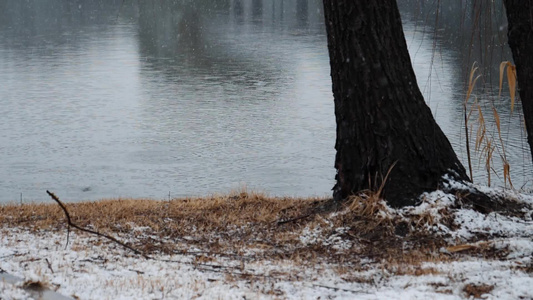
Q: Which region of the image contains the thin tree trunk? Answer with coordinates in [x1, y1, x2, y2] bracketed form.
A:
[322, 0, 470, 207]
[503, 0, 533, 164]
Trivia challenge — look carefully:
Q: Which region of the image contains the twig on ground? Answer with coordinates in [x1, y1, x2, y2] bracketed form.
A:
[277, 213, 313, 225]
[277, 199, 330, 225]
[46, 190, 150, 259]
[311, 284, 370, 294]
[0, 253, 24, 260]
[45, 258, 54, 274]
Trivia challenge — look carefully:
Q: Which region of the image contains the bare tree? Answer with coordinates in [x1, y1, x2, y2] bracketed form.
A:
[322, 0, 470, 207]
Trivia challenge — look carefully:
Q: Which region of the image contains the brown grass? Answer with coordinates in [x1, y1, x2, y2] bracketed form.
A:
[0, 190, 513, 270]
[463, 283, 494, 299]
[1, 191, 310, 232]
[463, 61, 520, 188]
[22, 280, 48, 291]
[0, 191, 328, 260]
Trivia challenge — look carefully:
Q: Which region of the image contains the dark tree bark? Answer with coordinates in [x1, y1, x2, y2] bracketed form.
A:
[322, 0, 470, 207]
[503, 0, 533, 164]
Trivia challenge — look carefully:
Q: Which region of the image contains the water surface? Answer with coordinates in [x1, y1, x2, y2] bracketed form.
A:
[0, 0, 531, 203]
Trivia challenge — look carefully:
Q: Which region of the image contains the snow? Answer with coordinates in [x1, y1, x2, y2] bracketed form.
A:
[300, 225, 353, 251]
[1, 186, 532, 299]
[1, 225, 531, 299]
[453, 209, 532, 239]
[0, 281, 32, 300]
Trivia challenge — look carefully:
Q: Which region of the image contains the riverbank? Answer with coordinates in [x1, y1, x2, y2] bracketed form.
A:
[1, 188, 532, 299]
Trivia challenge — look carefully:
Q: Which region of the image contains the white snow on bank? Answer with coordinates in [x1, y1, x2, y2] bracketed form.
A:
[396, 186, 533, 240]
[299, 225, 353, 251]
[1, 224, 531, 299]
[452, 209, 533, 239]
[0, 281, 32, 300]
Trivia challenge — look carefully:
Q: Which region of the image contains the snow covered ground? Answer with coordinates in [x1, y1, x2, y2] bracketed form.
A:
[1, 188, 532, 299]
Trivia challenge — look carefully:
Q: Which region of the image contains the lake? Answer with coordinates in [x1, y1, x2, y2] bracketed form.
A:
[0, 0, 531, 203]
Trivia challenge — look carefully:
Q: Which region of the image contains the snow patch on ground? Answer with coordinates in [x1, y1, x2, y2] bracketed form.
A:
[394, 186, 533, 242]
[0, 281, 32, 300]
[1, 223, 532, 299]
[299, 225, 353, 251]
[453, 209, 532, 239]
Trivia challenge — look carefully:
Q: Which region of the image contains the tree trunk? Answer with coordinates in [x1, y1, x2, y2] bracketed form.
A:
[503, 0, 533, 164]
[322, 0, 470, 207]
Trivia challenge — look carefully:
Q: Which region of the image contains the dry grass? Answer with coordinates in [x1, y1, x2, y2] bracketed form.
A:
[22, 280, 48, 291]
[463, 283, 494, 299]
[463, 61, 520, 188]
[1, 190, 310, 232]
[0, 190, 328, 260]
[0, 189, 515, 271]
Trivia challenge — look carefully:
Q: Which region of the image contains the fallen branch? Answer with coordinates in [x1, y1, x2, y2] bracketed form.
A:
[46, 190, 150, 259]
[45, 258, 54, 274]
[277, 213, 313, 225]
[310, 283, 370, 294]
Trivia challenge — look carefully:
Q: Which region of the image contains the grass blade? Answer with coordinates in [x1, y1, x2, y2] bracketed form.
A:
[507, 64, 517, 113]
[499, 61, 508, 98]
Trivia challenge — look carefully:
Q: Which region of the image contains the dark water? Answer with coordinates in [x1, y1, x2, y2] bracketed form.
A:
[0, 0, 531, 203]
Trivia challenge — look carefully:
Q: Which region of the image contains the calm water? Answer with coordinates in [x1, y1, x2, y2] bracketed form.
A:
[0, 0, 531, 203]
